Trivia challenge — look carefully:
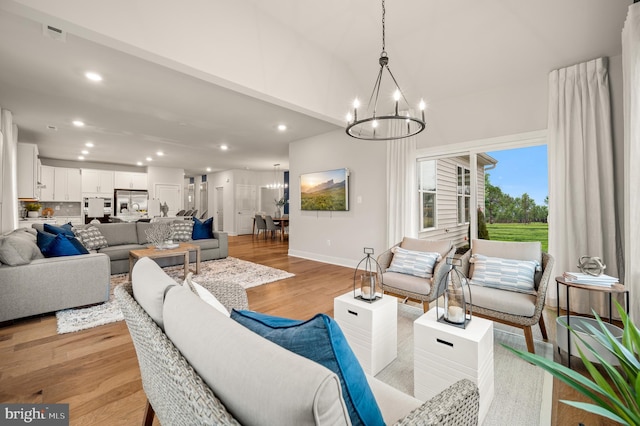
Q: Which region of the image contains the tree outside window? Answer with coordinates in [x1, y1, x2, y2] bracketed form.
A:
[457, 165, 471, 224]
[418, 160, 436, 230]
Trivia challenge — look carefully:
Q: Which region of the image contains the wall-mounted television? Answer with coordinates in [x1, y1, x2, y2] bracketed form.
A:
[300, 168, 350, 211]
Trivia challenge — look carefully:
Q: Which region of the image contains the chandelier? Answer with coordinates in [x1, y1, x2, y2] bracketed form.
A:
[346, 0, 426, 141]
[267, 164, 287, 189]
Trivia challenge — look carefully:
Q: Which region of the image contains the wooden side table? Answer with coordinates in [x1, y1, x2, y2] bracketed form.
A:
[555, 276, 629, 368]
[414, 308, 494, 425]
[333, 291, 397, 375]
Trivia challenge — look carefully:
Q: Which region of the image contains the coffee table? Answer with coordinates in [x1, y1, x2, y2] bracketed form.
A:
[129, 242, 201, 279]
[333, 291, 397, 375]
[414, 307, 494, 424]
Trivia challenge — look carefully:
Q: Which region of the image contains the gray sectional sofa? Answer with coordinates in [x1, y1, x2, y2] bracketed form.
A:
[0, 220, 228, 323]
[31, 221, 228, 275]
[86, 222, 228, 274]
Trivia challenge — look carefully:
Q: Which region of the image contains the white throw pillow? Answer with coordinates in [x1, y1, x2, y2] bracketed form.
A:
[182, 273, 230, 317]
[469, 254, 539, 295]
[387, 246, 442, 279]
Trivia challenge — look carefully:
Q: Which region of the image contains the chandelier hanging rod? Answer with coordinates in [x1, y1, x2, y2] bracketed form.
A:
[345, 0, 426, 141]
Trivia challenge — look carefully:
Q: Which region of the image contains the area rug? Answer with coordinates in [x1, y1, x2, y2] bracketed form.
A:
[375, 303, 553, 426]
[56, 257, 294, 334]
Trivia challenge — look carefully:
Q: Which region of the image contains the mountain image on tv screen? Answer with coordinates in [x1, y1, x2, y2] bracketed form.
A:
[300, 168, 349, 211]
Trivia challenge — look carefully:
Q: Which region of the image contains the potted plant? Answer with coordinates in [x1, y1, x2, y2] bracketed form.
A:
[274, 197, 286, 218]
[25, 202, 42, 218]
[506, 302, 640, 425]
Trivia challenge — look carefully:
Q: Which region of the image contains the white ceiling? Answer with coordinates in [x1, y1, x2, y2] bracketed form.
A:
[0, 1, 632, 176]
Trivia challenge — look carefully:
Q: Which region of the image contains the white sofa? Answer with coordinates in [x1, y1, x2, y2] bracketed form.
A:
[116, 257, 480, 425]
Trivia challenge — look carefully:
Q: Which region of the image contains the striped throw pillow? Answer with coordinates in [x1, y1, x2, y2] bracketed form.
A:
[469, 254, 539, 295]
[387, 247, 441, 279]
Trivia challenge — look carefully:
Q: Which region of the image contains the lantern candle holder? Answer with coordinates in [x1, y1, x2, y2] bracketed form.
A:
[436, 257, 472, 328]
[353, 247, 383, 302]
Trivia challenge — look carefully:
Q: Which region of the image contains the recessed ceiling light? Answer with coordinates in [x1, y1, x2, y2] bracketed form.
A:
[136, 161, 143, 166]
[146, 157, 153, 162]
[220, 145, 228, 151]
[85, 71, 103, 82]
[85, 141, 94, 147]
[78, 156, 85, 160]
[81, 150, 89, 155]
[206, 167, 212, 172]
[156, 151, 164, 156]
[72, 120, 85, 127]
[277, 124, 287, 131]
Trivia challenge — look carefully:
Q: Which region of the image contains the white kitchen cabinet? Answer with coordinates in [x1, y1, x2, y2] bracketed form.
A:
[39, 165, 55, 201]
[114, 171, 147, 190]
[54, 168, 82, 201]
[82, 169, 114, 197]
[17, 143, 39, 199]
[41, 166, 81, 201]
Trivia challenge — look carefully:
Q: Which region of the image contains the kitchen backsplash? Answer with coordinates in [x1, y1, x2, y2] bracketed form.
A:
[19, 201, 82, 218]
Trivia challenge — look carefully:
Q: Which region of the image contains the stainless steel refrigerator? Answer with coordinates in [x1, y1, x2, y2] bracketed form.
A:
[114, 189, 148, 215]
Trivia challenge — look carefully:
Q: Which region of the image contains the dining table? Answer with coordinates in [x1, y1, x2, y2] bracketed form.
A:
[272, 215, 289, 240]
[252, 214, 289, 240]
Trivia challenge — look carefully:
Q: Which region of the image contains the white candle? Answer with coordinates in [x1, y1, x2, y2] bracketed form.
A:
[361, 285, 372, 300]
[447, 306, 465, 323]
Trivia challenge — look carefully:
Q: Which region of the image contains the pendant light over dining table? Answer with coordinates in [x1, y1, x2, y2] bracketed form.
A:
[346, 0, 426, 141]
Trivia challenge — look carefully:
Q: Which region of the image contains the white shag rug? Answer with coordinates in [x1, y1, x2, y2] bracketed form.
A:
[56, 257, 294, 334]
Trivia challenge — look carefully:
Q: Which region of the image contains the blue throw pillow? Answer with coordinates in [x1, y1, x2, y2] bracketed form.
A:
[36, 230, 56, 251]
[44, 222, 75, 237]
[37, 231, 88, 257]
[231, 310, 384, 426]
[192, 217, 214, 240]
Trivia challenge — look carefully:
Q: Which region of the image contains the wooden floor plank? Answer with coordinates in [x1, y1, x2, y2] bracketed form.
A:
[0, 235, 614, 425]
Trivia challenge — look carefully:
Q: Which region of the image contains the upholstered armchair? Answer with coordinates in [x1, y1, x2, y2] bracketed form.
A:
[377, 237, 456, 312]
[459, 239, 555, 354]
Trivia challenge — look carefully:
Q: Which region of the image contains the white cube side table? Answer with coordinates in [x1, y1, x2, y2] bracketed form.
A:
[414, 307, 494, 425]
[333, 291, 397, 375]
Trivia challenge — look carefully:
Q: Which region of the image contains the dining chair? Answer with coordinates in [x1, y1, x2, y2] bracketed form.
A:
[265, 216, 280, 239]
[254, 215, 268, 239]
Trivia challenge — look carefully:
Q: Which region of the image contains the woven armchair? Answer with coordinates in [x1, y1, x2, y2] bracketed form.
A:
[116, 282, 247, 426]
[459, 245, 555, 354]
[378, 238, 456, 312]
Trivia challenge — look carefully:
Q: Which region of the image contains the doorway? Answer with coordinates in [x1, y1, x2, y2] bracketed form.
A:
[235, 184, 257, 235]
[199, 181, 208, 219]
[216, 186, 224, 232]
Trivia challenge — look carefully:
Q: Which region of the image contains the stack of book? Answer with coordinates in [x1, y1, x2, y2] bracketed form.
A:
[562, 272, 619, 287]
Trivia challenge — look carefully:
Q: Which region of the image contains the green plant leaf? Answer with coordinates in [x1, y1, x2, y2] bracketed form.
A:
[561, 400, 629, 425]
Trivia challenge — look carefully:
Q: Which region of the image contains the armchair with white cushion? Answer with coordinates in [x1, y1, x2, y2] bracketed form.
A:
[459, 239, 555, 354]
[377, 237, 456, 312]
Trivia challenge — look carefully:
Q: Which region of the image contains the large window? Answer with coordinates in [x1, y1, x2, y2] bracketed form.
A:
[457, 165, 471, 224]
[418, 160, 437, 230]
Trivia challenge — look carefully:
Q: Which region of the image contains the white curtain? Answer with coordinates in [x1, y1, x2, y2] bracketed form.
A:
[547, 57, 619, 316]
[1, 108, 18, 233]
[386, 122, 417, 248]
[623, 3, 640, 323]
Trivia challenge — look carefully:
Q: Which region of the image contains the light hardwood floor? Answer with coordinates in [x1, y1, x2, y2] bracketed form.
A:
[0, 235, 614, 425]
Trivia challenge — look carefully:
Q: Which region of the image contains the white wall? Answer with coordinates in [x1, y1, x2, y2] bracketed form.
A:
[288, 130, 387, 267]
[206, 169, 289, 235]
[147, 166, 184, 215]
